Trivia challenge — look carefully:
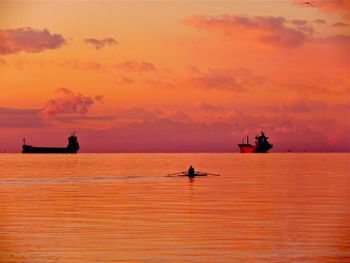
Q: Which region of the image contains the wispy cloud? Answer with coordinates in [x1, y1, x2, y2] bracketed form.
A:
[83, 37, 118, 49]
[183, 15, 308, 48]
[315, 35, 350, 47]
[187, 67, 263, 92]
[59, 60, 106, 71]
[0, 107, 41, 115]
[0, 27, 66, 55]
[278, 99, 327, 113]
[117, 77, 136, 85]
[113, 108, 188, 123]
[0, 58, 7, 66]
[51, 115, 115, 123]
[331, 22, 349, 27]
[314, 19, 327, 24]
[0, 107, 46, 128]
[194, 102, 219, 111]
[156, 109, 189, 121]
[188, 69, 245, 91]
[115, 61, 156, 72]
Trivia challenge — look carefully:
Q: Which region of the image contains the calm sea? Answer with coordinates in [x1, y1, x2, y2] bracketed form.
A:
[0, 153, 349, 262]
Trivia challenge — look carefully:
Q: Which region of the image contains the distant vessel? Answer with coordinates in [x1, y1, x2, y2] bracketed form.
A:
[22, 133, 80, 154]
[238, 131, 273, 153]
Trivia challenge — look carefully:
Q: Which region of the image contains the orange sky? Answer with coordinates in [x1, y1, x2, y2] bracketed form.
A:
[0, 1, 349, 152]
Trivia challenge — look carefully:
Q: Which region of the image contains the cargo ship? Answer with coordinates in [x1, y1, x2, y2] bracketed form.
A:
[22, 133, 80, 154]
[238, 131, 273, 153]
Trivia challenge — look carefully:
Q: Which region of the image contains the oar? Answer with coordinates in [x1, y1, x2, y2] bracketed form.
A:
[208, 173, 221, 176]
[167, 171, 186, 176]
[197, 171, 221, 176]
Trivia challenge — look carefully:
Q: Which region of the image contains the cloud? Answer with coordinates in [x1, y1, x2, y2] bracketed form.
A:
[0, 107, 46, 128]
[112, 108, 188, 123]
[183, 15, 308, 48]
[0, 58, 7, 66]
[145, 79, 176, 89]
[315, 35, 350, 47]
[290, 20, 314, 35]
[331, 22, 349, 27]
[187, 68, 264, 92]
[77, 119, 235, 152]
[188, 69, 244, 92]
[51, 115, 115, 123]
[314, 19, 327, 24]
[156, 109, 189, 121]
[83, 37, 118, 49]
[327, 127, 350, 147]
[277, 100, 309, 113]
[94, 95, 104, 103]
[59, 60, 106, 71]
[43, 88, 100, 117]
[0, 27, 66, 55]
[115, 108, 157, 121]
[292, 19, 308, 26]
[117, 77, 136, 85]
[115, 61, 156, 72]
[281, 99, 327, 112]
[0, 107, 41, 115]
[194, 102, 219, 111]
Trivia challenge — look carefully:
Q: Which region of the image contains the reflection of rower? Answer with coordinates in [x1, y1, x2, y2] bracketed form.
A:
[188, 165, 195, 178]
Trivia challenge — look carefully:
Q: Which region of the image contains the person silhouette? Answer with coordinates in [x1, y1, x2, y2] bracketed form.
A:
[188, 165, 195, 177]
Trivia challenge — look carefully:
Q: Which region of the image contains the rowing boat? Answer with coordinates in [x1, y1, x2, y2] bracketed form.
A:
[167, 171, 219, 177]
[178, 172, 207, 177]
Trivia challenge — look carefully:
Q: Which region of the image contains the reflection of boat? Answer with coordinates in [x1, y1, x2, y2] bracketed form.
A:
[22, 133, 80, 154]
[238, 131, 273, 153]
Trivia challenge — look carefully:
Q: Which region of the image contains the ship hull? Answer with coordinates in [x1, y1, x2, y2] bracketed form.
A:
[238, 143, 273, 153]
[238, 144, 255, 153]
[22, 145, 78, 154]
[254, 144, 273, 153]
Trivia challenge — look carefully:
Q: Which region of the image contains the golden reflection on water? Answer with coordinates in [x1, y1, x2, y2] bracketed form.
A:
[0, 153, 349, 262]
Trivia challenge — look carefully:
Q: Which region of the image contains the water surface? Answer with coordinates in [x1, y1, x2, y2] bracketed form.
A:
[0, 153, 349, 262]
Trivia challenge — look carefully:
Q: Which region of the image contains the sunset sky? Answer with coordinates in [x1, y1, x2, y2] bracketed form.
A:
[0, 0, 349, 152]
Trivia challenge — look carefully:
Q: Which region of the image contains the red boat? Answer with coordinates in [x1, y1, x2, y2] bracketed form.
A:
[238, 132, 273, 153]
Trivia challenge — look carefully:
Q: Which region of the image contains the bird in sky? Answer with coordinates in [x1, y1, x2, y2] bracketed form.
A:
[302, 2, 314, 7]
